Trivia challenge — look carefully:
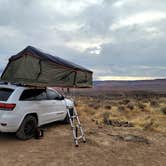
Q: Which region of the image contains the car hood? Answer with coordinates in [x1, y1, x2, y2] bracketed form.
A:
[64, 98, 74, 108]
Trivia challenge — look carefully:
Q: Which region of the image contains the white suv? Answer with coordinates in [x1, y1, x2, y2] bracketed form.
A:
[0, 83, 74, 140]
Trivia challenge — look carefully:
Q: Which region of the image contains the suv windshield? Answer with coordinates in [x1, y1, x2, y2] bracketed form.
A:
[0, 88, 14, 101]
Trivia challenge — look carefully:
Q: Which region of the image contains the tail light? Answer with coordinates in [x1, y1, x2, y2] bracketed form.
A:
[0, 103, 16, 111]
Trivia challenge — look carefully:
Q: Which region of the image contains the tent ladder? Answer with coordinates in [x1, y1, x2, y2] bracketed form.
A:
[67, 107, 86, 147]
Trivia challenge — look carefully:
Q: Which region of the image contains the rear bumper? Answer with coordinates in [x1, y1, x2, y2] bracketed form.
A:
[0, 125, 18, 132]
[0, 113, 20, 132]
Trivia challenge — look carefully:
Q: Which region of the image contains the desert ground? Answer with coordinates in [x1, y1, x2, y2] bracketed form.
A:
[0, 88, 166, 166]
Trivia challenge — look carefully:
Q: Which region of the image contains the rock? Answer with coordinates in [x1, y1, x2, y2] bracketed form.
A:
[108, 120, 134, 127]
[109, 134, 150, 144]
[123, 135, 150, 144]
[98, 125, 103, 129]
[91, 118, 95, 122]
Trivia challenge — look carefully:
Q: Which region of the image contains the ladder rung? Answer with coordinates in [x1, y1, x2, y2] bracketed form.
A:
[71, 124, 82, 129]
[76, 136, 84, 140]
[70, 115, 77, 119]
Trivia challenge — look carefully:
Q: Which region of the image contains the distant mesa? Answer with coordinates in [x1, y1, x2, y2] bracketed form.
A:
[93, 79, 166, 93]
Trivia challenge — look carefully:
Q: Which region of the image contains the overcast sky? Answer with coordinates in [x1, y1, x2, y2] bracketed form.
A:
[0, 0, 166, 80]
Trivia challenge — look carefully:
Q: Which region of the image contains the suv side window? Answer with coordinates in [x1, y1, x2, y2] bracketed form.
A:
[19, 89, 47, 101]
[46, 89, 61, 100]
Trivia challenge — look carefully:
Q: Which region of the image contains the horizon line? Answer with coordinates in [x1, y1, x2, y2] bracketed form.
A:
[94, 76, 166, 81]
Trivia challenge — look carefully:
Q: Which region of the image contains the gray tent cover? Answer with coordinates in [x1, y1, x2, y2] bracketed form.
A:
[1, 46, 93, 87]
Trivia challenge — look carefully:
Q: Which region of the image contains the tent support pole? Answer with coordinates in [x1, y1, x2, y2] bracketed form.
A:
[36, 60, 42, 81]
[73, 71, 77, 87]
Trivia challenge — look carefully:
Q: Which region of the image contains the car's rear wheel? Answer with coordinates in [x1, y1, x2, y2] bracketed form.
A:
[16, 115, 37, 140]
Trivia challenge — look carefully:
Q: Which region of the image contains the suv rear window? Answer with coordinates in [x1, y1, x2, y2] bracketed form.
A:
[0, 88, 14, 101]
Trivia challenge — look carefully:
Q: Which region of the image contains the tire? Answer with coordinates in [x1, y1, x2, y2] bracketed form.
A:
[16, 115, 37, 140]
[63, 108, 74, 124]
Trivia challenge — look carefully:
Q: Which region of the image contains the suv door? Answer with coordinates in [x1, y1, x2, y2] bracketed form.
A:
[19, 89, 51, 125]
[19, 88, 67, 125]
[46, 89, 67, 122]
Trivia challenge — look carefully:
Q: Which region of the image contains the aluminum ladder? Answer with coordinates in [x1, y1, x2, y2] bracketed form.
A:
[67, 107, 86, 147]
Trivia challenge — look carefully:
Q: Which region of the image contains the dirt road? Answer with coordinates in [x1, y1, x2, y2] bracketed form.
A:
[0, 121, 166, 166]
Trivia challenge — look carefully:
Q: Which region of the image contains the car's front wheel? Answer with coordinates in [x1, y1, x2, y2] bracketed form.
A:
[16, 115, 37, 140]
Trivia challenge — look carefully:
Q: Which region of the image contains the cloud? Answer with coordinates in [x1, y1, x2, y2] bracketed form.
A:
[0, 0, 165, 80]
[110, 11, 166, 30]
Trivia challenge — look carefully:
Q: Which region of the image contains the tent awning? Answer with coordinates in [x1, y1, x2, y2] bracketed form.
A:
[1, 46, 93, 88]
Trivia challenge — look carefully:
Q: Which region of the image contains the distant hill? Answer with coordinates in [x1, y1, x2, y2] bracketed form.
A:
[93, 79, 166, 93]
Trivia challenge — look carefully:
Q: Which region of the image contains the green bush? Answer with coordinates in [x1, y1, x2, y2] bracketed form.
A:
[160, 106, 166, 115]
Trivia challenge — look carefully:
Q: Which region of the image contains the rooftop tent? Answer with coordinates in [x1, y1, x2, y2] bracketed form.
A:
[1, 46, 93, 88]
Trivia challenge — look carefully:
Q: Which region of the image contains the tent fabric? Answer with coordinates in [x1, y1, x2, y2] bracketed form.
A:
[1, 46, 93, 88]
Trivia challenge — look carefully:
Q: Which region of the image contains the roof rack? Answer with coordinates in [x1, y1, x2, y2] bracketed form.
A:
[0, 81, 46, 89]
[0, 81, 8, 85]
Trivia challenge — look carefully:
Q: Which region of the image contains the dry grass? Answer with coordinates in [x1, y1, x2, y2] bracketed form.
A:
[76, 95, 166, 132]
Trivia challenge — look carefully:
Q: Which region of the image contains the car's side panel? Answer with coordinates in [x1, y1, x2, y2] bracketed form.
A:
[16, 100, 67, 127]
[0, 85, 71, 133]
[16, 101, 40, 128]
[41, 99, 67, 124]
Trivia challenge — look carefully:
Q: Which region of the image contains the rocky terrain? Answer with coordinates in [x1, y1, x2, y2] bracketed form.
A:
[0, 80, 166, 166]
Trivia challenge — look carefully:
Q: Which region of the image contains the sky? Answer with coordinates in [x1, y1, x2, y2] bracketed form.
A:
[0, 0, 166, 80]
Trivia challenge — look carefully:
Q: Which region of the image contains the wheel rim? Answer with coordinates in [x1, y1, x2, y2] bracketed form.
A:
[24, 120, 35, 137]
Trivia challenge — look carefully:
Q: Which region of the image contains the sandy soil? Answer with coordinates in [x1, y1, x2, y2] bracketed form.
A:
[0, 120, 166, 166]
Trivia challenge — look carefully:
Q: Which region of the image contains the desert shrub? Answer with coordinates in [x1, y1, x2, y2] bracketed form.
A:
[143, 119, 154, 130]
[102, 111, 111, 125]
[160, 106, 166, 115]
[104, 105, 112, 110]
[94, 105, 100, 110]
[150, 100, 159, 107]
[88, 103, 100, 110]
[138, 103, 146, 110]
[142, 99, 150, 103]
[85, 109, 96, 116]
[109, 101, 118, 106]
[74, 101, 78, 107]
[91, 110, 97, 115]
[118, 105, 126, 112]
[96, 99, 101, 103]
[122, 99, 130, 105]
[88, 103, 94, 107]
[118, 101, 123, 105]
[127, 103, 134, 110]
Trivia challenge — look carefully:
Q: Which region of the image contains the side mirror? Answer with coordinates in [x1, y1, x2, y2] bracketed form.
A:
[60, 95, 64, 100]
[55, 95, 64, 100]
